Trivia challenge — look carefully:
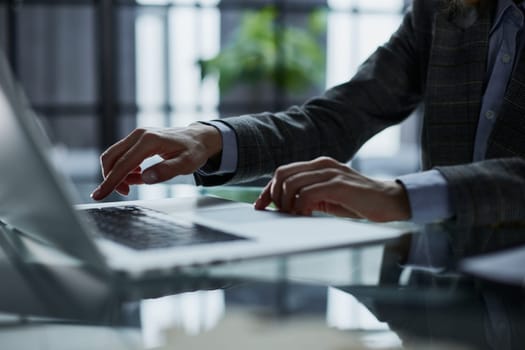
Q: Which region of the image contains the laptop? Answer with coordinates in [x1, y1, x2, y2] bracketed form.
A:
[0, 52, 405, 278]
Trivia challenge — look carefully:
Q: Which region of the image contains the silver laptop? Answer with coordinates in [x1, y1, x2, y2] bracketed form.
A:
[0, 52, 404, 278]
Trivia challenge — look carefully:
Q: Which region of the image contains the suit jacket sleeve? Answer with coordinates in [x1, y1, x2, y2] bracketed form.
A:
[196, 4, 424, 186]
[437, 159, 525, 227]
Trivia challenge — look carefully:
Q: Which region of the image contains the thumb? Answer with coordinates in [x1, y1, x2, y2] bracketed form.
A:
[312, 201, 361, 219]
[142, 156, 195, 184]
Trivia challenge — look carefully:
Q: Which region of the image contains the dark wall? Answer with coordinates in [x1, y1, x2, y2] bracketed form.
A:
[17, 5, 97, 106]
[4, 2, 137, 149]
[0, 5, 6, 52]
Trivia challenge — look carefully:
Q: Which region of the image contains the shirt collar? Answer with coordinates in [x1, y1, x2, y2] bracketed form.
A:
[492, 0, 525, 34]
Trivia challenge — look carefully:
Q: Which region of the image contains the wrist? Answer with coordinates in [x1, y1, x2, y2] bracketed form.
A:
[384, 180, 411, 221]
[189, 122, 223, 161]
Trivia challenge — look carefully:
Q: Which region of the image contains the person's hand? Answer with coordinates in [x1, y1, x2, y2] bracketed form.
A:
[91, 123, 222, 200]
[254, 156, 411, 222]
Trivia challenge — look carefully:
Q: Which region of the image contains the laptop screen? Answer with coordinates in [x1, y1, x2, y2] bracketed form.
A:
[0, 52, 105, 267]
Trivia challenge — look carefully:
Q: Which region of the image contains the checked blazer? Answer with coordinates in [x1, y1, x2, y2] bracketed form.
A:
[195, 0, 525, 227]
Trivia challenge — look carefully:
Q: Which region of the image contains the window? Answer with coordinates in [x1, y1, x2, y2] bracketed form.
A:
[3, 0, 416, 199]
[328, 0, 406, 160]
[135, 0, 220, 129]
[133, 0, 414, 179]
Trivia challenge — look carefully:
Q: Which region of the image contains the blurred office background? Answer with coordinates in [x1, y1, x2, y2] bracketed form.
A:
[0, 0, 417, 201]
[0, 2, 416, 340]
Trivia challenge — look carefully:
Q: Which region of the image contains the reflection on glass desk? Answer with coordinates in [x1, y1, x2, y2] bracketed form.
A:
[1, 186, 525, 350]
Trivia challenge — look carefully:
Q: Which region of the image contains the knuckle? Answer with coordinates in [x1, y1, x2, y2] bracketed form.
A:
[323, 168, 341, 177]
[331, 175, 348, 188]
[282, 178, 294, 194]
[100, 151, 111, 165]
[178, 152, 192, 166]
[274, 166, 286, 180]
[338, 162, 352, 172]
[315, 156, 336, 167]
[181, 151, 193, 162]
[132, 127, 147, 137]
[139, 131, 158, 143]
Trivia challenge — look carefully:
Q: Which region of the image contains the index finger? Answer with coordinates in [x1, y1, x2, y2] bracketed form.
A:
[100, 128, 147, 178]
[270, 161, 312, 209]
[271, 157, 346, 209]
[91, 140, 157, 200]
[254, 180, 273, 210]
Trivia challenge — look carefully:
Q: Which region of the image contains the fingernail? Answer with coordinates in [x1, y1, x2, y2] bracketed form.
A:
[254, 198, 264, 209]
[90, 187, 101, 200]
[142, 171, 158, 184]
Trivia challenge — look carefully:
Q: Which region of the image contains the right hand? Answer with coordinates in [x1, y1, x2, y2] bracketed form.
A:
[90, 123, 222, 201]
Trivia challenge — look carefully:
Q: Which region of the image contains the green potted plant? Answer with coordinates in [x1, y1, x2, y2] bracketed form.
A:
[198, 6, 326, 112]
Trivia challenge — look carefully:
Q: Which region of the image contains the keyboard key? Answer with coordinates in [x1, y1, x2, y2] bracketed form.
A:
[82, 205, 246, 250]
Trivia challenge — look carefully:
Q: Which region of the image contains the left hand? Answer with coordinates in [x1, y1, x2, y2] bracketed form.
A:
[254, 156, 411, 222]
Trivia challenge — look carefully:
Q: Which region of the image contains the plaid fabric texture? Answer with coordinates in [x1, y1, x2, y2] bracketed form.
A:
[195, 0, 525, 227]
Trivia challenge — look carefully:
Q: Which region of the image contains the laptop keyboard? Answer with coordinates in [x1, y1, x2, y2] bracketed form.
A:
[83, 205, 245, 250]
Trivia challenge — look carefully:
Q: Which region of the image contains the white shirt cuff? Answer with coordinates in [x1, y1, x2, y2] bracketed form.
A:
[397, 169, 455, 224]
[197, 120, 238, 175]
